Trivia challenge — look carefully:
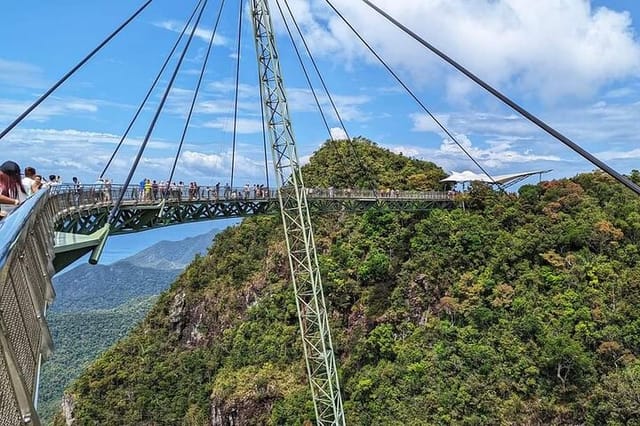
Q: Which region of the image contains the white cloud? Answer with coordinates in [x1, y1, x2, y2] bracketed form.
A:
[288, 0, 640, 101]
[181, 150, 225, 170]
[1, 127, 184, 182]
[410, 111, 535, 138]
[202, 117, 264, 133]
[195, 100, 236, 115]
[596, 148, 640, 161]
[153, 21, 229, 46]
[330, 127, 347, 140]
[4, 128, 118, 145]
[410, 112, 451, 133]
[207, 81, 257, 98]
[0, 58, 46, 89]
[164, 81, 261, 119]
[287, 87, 372, 121]
[438, 135, 562, 168]
[387, 134, 563, 173]
[177, 150, 269, 183]
[0, 97, 100, 123]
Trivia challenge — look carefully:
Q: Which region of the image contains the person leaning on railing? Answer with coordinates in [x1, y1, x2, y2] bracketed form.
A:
[0, 160, 28, 219]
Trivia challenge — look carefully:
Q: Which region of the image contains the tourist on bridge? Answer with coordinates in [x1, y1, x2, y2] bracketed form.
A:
[48, 175, 57, 185]
[138, 178, 146, 201]
[48, 175, 61, 187]
[177, 181, 185, 201]
[93, 178, 104, 202]
[34, 175, 45, 191]
[22, 166, 41, 196]
[103, 178, 112, 202]
[72, 177, 82, 206]
[145, 179, 153, 201]
[0, 161, 28, 219]
[189, 182, 196, 201]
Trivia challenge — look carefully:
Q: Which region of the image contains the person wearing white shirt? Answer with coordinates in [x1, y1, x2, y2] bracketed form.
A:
[21, 166, 39, 196]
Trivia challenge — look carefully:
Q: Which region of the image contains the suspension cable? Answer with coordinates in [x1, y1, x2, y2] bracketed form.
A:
[230, 0, 245, 189]
[167, 0, 227, 187]
[107, 0, 209, 224]
[0, 0, 154, 140]
[281, 0, 349, 141]
[274, 1, 334, 139]
[324, 0, 501, 189]
[280, 0, 379, 192]
[361, 0, 640, 196]
[258, 67, 271, 191]
[101, 0, 205, 179]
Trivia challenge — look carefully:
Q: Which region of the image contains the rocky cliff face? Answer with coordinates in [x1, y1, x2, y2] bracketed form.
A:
[61, 394, 75, 425]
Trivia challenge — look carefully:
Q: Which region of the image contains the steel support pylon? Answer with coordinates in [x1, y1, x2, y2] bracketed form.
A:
[250, 1, 345, 424]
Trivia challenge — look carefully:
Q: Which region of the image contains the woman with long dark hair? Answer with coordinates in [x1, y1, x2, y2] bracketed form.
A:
[0, 160, 27, 217]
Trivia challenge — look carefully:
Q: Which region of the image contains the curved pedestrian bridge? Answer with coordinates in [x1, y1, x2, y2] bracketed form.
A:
[54, 184, 455, 233]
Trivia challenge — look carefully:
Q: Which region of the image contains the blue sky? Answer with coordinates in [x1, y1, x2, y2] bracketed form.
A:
[2, 0, 640, 188]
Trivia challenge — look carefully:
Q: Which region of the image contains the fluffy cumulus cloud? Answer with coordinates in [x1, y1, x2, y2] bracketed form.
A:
[387, 133, 562, 176]
[178, 150, 270, 183]
[180, 150, 225, 171]
[437, 134, 562, 168]
[284, 0, 640, 101]
[330, 127, 348, 140]
[1, 127, 194, 181]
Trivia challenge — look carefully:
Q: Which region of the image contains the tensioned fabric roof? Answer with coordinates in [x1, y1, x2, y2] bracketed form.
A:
[441, 170, 552, 187]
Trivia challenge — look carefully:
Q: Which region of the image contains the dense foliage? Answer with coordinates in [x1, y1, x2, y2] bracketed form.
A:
[40, 231, 216, 424]
[40, 297, 154, 423]
[302, 137, 447, 190]
[56, 140, 640, 425]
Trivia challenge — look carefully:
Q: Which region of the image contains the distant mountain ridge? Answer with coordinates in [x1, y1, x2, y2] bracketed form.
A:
[51, 229, 218, 312]
[38, 227, 221, 423]
[124, 230, 216, 270]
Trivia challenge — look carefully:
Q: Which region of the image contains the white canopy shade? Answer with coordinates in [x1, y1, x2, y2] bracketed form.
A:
[441, 170, 552, 187]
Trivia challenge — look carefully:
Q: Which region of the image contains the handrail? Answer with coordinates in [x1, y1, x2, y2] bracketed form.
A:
[0, 189, 50, 268]
[44, 183, 454, 206]
[1, 188, 55, 426]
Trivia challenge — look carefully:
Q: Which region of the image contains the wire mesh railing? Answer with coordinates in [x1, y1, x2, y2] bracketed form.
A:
[45, 183, 454, 208]
[0, 189, 55, 426]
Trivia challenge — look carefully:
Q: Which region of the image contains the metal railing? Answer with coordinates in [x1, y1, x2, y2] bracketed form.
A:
[1, 189, 56, 426]
[46, 183, 454, 206]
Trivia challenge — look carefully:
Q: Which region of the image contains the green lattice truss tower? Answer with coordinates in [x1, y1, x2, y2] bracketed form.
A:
[250, 1, 345, 424]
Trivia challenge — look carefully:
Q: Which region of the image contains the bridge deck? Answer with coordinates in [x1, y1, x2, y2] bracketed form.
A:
[49, 184, 456, 235]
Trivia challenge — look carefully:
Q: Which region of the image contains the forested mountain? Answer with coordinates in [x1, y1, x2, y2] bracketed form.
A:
[54, 139, 640, 425]
[49, 230, 217, 312]
[39, 230, 218, 423]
